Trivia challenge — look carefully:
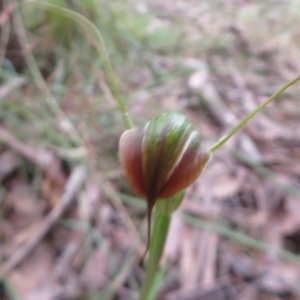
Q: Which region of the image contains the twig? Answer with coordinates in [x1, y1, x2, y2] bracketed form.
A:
[96, 172, 144, 249]
[0, 77, 27, 100]
[0, 165, 86, 277]
[162, 280, 232, 300]
[0, 125, 66, 186]
[0, 1, 14, 26]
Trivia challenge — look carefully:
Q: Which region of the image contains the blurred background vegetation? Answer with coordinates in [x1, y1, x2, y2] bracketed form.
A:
[1, 0, 300, 299]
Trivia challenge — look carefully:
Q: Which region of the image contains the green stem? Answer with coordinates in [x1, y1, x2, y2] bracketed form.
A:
[139, 213, 170, 300]
[209, 74, 300, 153]
[25, 1, 134, 130]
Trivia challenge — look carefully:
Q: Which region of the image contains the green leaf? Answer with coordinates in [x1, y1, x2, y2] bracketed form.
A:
[156, 190, 185, 215]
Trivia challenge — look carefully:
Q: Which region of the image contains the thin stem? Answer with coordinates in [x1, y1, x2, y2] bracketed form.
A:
[209, 74, 300, 153]
[139, 213, 170, 300]
[25, 1, 134, 129]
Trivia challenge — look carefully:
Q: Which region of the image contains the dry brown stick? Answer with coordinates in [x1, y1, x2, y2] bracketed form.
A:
[0, 1, 15, 26]
[200, 232, 218, 287]
[96, 172, 144, 249]
[0, 77, 27, 100]
[0, 165, 86, 277]
[0, 125, 66, 186]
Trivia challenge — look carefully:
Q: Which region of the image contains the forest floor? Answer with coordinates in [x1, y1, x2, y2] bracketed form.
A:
[1, 0, 300, 299]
